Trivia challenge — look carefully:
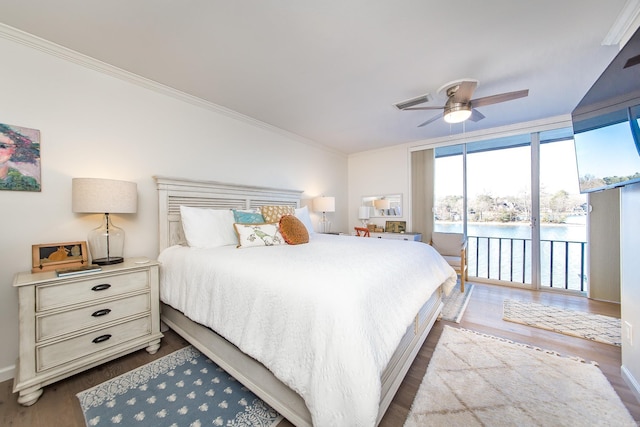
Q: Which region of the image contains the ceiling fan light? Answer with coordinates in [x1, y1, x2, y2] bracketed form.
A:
[443, 103, 472, 123]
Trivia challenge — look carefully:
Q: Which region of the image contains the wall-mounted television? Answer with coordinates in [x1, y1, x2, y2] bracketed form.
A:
[572, 27, 640, 194]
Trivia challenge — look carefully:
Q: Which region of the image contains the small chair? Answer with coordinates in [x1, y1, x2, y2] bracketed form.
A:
[354, 227, 370, 237]
[430, 232, 468, 292]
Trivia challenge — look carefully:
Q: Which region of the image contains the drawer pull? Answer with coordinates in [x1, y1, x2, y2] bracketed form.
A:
[91, 284, 111, 292]
[92, 334, 112, 344]
[91, 309, 112, 317]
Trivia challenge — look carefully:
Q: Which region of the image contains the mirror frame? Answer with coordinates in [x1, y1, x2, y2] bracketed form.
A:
[361, 194, 402, 218]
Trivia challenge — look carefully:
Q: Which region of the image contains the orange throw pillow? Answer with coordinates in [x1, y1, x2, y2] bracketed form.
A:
[279, 215, 309, 245]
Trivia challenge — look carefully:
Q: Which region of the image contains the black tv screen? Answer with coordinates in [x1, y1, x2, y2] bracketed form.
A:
[572, 26, 640, 193]
[573, 105, 640, 193]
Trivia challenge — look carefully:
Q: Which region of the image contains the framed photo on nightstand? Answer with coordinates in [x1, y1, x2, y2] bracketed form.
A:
[31, 241, 88, 273]
[385, 221, 406, 233]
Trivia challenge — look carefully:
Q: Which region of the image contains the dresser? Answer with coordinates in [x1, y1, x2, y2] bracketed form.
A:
[370, 232, 422, 241]
[12, 258, 163, 406]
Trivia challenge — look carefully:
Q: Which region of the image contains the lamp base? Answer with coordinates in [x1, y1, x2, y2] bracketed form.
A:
[88, 213, 126, 265]
[92, 256, 124, 265]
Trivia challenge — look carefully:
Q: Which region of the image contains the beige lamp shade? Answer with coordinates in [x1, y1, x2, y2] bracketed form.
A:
[72, 177, 137, 265]
[72, 178, 137, 213]
[313, 196, 335, 213]
[373, 199, 390, 210]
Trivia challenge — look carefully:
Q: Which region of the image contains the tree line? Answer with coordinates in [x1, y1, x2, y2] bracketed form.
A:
[435, 189, 585, 224]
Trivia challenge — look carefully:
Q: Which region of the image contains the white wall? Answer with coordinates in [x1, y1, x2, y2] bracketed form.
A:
[621, 183, 640, 401]
[348, 144, 412, 234]
[0, 32, 347, 380]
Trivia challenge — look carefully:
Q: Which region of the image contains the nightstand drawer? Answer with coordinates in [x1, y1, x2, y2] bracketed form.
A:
[36, 270, 149, 311]
[37, 293, 150, 342]
[37, 316, 151, 372]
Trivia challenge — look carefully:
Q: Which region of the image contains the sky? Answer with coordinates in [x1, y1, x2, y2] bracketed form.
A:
[435, 138, 583, 199]
[574, 121, 640, 179]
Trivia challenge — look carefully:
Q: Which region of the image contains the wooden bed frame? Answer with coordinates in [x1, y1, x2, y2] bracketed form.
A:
[155, 176, 444, 426]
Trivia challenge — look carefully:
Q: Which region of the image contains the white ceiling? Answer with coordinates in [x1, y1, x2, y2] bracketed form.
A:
[0, 1, 632, 153]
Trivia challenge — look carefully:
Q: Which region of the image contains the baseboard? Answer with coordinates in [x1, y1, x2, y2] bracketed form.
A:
[0, 364, 15, 384]
[621, 364, 640, 404]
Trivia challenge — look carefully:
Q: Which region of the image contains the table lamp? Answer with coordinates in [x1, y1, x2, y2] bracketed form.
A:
[72, 178, 137, 265]
[358, 206, 370, 226]
[313, 196, 335, 233]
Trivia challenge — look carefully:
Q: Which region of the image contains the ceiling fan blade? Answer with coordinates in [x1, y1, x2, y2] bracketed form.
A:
[471, 89, 529, 108]
[450, 80, 478, 102]
[418, 112, 443, 127]
[469, 109, 485, 122]
[403, 106, 445, 111]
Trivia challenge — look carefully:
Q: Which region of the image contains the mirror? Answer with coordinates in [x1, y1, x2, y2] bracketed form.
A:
[361, 194, 402, 217]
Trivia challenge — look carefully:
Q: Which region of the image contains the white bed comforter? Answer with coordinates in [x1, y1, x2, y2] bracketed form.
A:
[158, 233, 457, 427]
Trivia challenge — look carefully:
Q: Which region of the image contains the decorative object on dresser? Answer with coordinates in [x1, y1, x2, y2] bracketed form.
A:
[312, 195, 335, 233]
[385, 220, 406, 233]
[358, 205, 370, 226]
[12, 258, 163, 406]
[31, 241, 88, 273]
[72, 178, 137, 265]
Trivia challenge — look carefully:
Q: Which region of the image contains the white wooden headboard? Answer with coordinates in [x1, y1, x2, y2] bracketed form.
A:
[154, 176, 303, 251]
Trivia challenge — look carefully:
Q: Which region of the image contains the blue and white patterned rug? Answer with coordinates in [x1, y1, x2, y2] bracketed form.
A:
[77, 346, 283, 427]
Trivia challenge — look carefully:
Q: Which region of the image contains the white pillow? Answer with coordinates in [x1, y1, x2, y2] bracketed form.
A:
[295, 205, 315, 234]
[180, 206, 237, 248]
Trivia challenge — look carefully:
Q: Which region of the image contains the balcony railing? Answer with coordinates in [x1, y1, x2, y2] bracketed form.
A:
[468, 236, 587, 292]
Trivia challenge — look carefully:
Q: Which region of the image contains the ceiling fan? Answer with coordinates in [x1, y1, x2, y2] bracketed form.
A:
[394, 79, 529, 127]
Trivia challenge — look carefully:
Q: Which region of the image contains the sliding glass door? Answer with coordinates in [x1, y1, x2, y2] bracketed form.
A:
[538, 129, 587, 291]
[433, 127, 586, 292]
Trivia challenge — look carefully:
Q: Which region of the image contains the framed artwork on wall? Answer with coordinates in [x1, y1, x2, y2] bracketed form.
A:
[0, 122, 41, 192]
[32, 241, 88, 273]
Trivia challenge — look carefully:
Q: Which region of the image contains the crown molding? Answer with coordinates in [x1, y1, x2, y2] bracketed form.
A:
[0, 23, 345, 157]
[602, 0, 640, 47]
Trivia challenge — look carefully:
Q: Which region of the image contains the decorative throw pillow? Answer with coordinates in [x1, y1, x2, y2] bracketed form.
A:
[279, 215, 309, 245]
[232, 209, 265, 224]
[234, 223, 285, 248]
[261, 205, 295, 223]
[180, 206, 237, 248]
[294, 205, 315, 234]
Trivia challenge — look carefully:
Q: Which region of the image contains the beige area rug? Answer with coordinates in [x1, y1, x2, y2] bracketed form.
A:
[441, 282, 474, 323]
[503, 299, 621, 346]
[404, 326, 635, 426]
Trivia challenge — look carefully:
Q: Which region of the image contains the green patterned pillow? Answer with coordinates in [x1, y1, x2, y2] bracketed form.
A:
[234, 223, 285, 248]
[260, 205, 295, 223]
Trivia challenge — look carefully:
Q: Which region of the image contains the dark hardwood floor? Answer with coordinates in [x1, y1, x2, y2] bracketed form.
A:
[1, 282, 638, 426]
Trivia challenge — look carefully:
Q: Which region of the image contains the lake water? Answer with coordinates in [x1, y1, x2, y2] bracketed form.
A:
[435, 216, 587, 291]
[436, 215, 587, 242]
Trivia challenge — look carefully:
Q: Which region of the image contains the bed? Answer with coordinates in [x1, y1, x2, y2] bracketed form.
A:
[154, 176, 457, 427]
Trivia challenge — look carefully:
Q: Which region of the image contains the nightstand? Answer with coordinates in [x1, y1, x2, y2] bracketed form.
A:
[12, 258, 163, 406]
